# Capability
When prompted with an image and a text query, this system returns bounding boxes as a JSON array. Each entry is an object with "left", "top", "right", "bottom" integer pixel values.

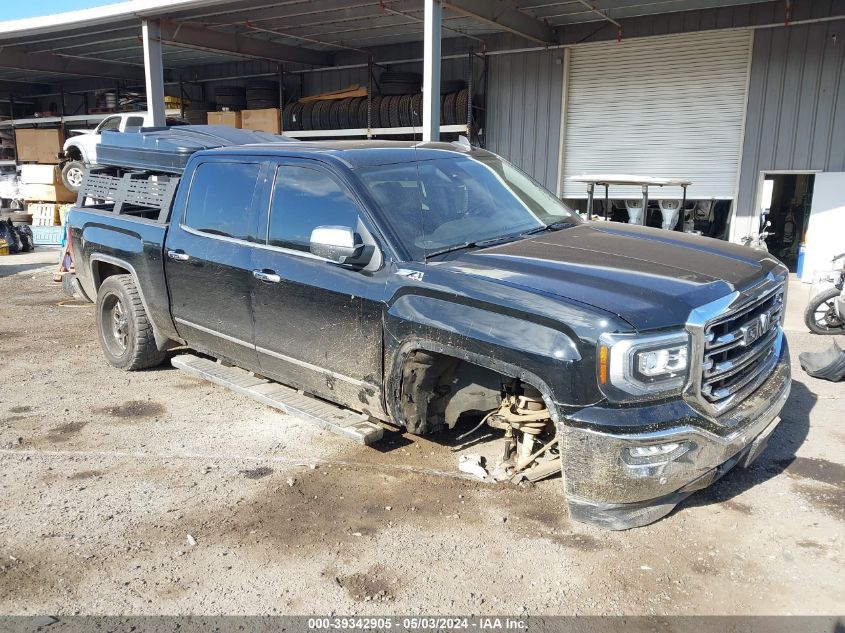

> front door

[
  {"left": 250, "top": 159, "right": 387, "bottom": 416},
  {"left": 165, "top": 158, "right": 265, "bottom": 369}
]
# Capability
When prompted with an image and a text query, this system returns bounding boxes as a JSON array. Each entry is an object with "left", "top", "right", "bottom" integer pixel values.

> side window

[
  {"left": 125, "top": 116, "right": 145, "bottom": 129},
  {"left": 268, "top": 165, "right": 362, "bottom": 252},
  {"left": 98, "top": 116, "right": 121, "bottom": 132},
  {"left": 184, "top": 162, "right": 261, "bottom": 240}
]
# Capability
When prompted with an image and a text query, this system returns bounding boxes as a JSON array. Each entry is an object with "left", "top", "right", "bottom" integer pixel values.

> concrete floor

[{"left": 0, "top": 247, "right": 843, "bottom": 616}]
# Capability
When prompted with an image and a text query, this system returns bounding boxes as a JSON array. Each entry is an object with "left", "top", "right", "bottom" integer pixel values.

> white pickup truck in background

[{"left": 60, "top": 112, "right": 163, "bottom": 191}]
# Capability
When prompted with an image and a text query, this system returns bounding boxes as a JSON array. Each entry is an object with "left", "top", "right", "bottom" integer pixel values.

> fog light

[{"left": 623, "top": 441, "right": 691, "bottom": 466}]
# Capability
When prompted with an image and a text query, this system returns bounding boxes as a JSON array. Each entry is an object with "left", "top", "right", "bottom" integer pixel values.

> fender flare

[{"left": 89, "top": 253, "right": 176, "bottom": 351}]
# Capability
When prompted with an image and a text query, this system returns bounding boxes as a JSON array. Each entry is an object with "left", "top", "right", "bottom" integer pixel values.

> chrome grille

[{"left": 700, "top": 284, "right": 784, "bottom": 406}]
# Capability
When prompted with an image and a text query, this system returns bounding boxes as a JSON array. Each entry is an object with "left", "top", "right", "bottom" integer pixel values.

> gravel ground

[{"left": 0, "top": 249, "right": 843, "bottom": 616}]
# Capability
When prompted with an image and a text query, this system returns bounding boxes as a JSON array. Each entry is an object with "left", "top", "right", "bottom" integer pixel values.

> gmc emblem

[{"left": 741, "top": 312, "right": 771, "bottom": 346}]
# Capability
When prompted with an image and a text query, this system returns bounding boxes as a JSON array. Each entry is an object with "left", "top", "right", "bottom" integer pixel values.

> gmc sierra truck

[{"left": 67, "top": 135, "right": 791, "bottom": 529}]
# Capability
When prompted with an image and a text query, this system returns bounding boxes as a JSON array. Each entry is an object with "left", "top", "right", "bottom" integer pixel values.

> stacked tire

[
  {"left": 245, "top": 80, "right": 279, "bottom": 110},
  {"left": 214, "top": 85, "right": 246, "bottom": 111},
  {"left": 281, "top": 87, "right": 470, "bottom": 131},
  {"left": 379, "top": 71, "right": 421, "bottom": 96},
  {"left": 184, "top": 101, "right": 212, "bottom": 125}
]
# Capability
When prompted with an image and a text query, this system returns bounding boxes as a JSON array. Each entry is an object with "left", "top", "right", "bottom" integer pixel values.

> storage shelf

[
  {"left": 0, "top": 109, "right": 182, "bottom": 130},
  {"left": 283, "top": 124, "right": 469, "bottom": 138}
]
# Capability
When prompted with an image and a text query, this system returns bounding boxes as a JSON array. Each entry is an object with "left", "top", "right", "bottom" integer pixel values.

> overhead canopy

[{"left": 0, "top": 0, "right": 775, "bottom": 93}]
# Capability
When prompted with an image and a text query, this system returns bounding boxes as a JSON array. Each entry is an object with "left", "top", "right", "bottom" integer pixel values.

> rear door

[
  {"left": 250, "top": 159, "right": 388, "bottom": 415},
  {"left": 165, "top": 157, "right": 266, "bottom": 368}
]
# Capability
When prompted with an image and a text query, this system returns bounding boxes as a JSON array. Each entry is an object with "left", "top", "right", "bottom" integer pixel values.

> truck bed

[{"left": 67, "top": 206, "right": 178, "bottom": 346}]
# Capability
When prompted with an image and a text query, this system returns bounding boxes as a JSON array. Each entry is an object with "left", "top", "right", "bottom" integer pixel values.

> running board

[{"left": 171, "top": 354, "right": 384, "bottom": 445}]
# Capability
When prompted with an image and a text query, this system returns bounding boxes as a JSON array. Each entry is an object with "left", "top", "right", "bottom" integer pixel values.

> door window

[
  {"left": 268, "top": 165, "right": 362, "bottom": 252},
  {"left": 97, "top": 116, "right": 121, "bottom": 132},
  {"left": 184, "top": 162, "right": 261, "bottom": 241}
]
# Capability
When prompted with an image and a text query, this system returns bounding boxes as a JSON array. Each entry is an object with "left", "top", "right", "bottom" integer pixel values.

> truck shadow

[{"left": 677, "top": 378, "right": 815, "bottom": 512}]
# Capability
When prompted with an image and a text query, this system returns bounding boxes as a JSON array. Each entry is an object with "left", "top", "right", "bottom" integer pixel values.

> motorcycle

[
  {"left": 803, "top": 252, "right": 845, "bottom": 335},
  {"left": 741, "top": 212, "right": 773, "bottom": 252}
]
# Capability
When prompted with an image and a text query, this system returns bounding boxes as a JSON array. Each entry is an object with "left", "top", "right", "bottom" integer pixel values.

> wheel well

[
  {"left": 65, "top": 146, "right": 83, "bottom": 162},
  {"left": 92, "top": 261, "right": 130, "bottom": 291},
  {"left": 399, "top": 350, "right": 509, "bottom": 435}
]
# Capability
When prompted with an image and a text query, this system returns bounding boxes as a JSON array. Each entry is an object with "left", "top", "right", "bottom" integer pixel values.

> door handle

[
  {"left": 253, "top": 269, "right": 281, "bottom": 283},
  {"left": 167, "top": 249, "right": 190, "bottom": 262}
]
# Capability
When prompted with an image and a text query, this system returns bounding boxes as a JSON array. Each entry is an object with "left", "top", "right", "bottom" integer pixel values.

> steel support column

[
  {"left": 142, "top": 19, "right": 166, "bottom": 127},
  {"left": 422, "top": 0, "right": 442, "bottom": 142}
]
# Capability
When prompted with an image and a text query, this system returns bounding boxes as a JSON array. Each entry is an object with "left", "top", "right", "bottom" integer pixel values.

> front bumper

[{"left": 558, "top": 339, "right": 791, "bottom": 530}]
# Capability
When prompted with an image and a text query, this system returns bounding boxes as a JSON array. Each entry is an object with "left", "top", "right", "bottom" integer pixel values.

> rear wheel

[
  {"left": 61, "top": 160, "right": 86, "bottom": 192},
  {"left": 804, "top": 287, "right": 845, "bottom": 335},
  {"left": 96, "top": 274, "right": 166, "bottom": 370}
]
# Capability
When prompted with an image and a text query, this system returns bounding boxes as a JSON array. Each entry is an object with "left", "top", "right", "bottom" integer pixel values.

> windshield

[{"left": 357, "top": 153, "right": 581, "bottom": 260}]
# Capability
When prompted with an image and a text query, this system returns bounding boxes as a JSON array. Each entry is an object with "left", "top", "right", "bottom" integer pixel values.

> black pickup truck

[{"left": 67, "top": 133, "right": 791, "bottom": 529}]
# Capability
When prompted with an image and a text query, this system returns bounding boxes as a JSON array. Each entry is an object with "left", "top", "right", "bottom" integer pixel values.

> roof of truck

[{"left": 200, "top": 140, "right": 489, "bottom": 167}]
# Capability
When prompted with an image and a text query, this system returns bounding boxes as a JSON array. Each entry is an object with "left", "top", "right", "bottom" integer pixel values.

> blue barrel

[{"left": 796, "top": 243, "right": 806, "bottom": 277}]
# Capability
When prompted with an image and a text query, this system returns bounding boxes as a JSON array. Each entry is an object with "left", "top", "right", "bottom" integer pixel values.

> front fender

[
  {"left": 63, "top": 141, "right": 90, "bottom": 163},
  {"left": 384, "top": 294, "right": 588, "bottom": 419}
]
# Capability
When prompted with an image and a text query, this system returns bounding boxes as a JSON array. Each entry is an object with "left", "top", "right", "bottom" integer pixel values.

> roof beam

[
  {"left": 442, "top": 0, "right": 556, "bottom": 44},
  {"left": 0, "top": 44, "right": 168, "bottom": 82},
  {"left": 157, "top": 18, "right": 333, "bottom": 67}
]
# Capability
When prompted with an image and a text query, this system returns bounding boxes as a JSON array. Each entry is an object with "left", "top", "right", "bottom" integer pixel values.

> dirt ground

[{"left": 0, "top": 249, "right": 843, "bottom": 616}]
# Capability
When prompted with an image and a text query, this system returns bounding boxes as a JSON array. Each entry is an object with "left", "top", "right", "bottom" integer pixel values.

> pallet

[{"left": 171, "top": 354, "right": 384, "bottom": 446}]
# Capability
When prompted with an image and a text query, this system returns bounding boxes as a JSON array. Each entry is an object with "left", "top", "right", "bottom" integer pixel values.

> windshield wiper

[
  {"left": 521, "top": 220, "right": 578, "bottom": 236},
  {"left": 424, "top": 242, "right": 480, "bottom": 259},
  {"left": 424, "top": 233, "right": 527, "bottom": 260}
]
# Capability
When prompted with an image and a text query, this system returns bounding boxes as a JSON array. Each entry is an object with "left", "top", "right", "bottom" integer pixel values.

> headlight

[{"left": 598, "top": 331, "right": 690, "bottom": 401}]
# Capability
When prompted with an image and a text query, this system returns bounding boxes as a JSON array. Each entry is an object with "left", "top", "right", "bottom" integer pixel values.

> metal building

[{"left": 0, "top": 0, "right": 843, "bottom": 276}]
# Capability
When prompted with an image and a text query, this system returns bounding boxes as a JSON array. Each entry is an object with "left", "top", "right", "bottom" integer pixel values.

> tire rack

[{"left": 282, "top": 49, "right": 487, "bottom": 143}]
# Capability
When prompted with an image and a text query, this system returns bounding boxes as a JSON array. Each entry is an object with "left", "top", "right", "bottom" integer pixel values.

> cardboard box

[
  {"left": 20, "top": 164, "right": 61, "bottom": 186},
  {"left": 22, "top": 183, "right": 76, "bottom": 203},
  {"left": 241, "top": 108, "right": 281, "bottom": 134},
  {"left": 207, "top": 111, "right": 241, "bottom": 128},
  {"left": 15, "top": 128, "right": 64, "bottom": 164}
]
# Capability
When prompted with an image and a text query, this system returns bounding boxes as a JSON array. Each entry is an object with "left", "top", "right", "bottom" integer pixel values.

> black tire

[
  {"left": 300, "top": 101, "right": 314, "bottom": 130},
  {"left": 388, "top": 95, "right": 401, "bottom": 128},
  {"left": 289, "top": 102, "right": 304, "bottom": 131},
  {"left": 455, "top": 88, "right": 469, "bottom": 125},
  {"left": 96, "top": 275, "right": 167, "bottom": 370},
  {"left": 282, "top": 103, "right": 295, "bottom": 131},
  {"left": 61, "top": 160, "right": 86, "bottom": 193},
  {"left": 379, "top": 95, "right": 392, "bottom": 129},
  {"left": 329, "top": 99, "right": 344, "bottom": 129},
  {"left": 443, "top": 92, "right": 457, "bottom": 125},
  {"left": 398, "top": 94, "right": 413, "bottom": 127},
  {"left": 319, "top": 100, "right": 333, "bottom": 130},
  {"left": 411, "top": 93, "right": 423, "bottom": 126},
  {"left": 370, "top": 96, "right": 384, "bottom": 127},
  {"left": 804, "top": 287, "right": 845, "bottom": 335}
]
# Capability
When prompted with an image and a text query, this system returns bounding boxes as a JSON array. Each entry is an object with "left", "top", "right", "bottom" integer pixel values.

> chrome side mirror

[{"left": 310, "top": 225, "right": 365, "bottom": 265}]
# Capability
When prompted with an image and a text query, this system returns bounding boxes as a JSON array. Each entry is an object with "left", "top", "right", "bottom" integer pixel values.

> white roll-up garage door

[{"left": 561, "top": 29, "right": 752, "bottom": 200}]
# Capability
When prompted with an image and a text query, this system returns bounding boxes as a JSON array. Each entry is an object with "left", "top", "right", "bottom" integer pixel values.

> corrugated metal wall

[
  {"left": 485, "top": 49, "right": 565, "bottom": 192},
  {"left": 736, "top": 20, "right": 845, "bottom": 223}
]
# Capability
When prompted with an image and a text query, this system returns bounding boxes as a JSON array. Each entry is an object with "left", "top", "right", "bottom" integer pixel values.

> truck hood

[{"left": 438, "top": 223, "right": 780, "bottom": 331}]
